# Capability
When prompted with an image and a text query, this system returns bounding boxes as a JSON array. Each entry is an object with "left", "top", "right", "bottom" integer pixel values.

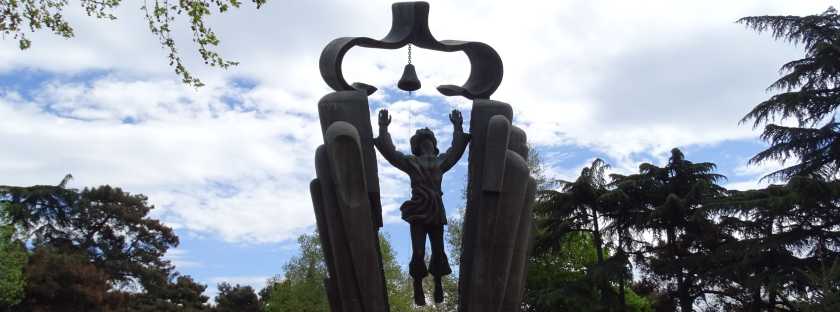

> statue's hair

[{"left": 410, "top": 128, "right": 439, "bottom": 156}]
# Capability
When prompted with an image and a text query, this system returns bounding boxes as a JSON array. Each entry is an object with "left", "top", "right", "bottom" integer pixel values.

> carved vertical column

[
  {"left": 459, "top": 100, "right": 537, "bottom": 312},
  {"left": 310, "top": 91, "right": 389, "bottom": 312}
]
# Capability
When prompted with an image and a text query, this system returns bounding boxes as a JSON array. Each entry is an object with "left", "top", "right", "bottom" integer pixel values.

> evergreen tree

[
  {"left": 615, "top": 149, "right": 727, "bottom": 312},
  {"left": 536, "top": 158, "right": 617, "bottom": 306},
  {"left": 17, "top": 246, "right": 110, "bottom": 312},
  {"left": 739, "top": 7, "right": 840, "bottom": 180},
  {"left": 524, "top": 231, "right": 651, "bottom": 312},
  {"left": 0, "top": 180, "right": 209, "bottom": 311},
  {"left": 214, "top": 283, "right": 260, "bottom": 312},
  {"left": 710, "top": 176, "right": 840, "bottom": 310}
]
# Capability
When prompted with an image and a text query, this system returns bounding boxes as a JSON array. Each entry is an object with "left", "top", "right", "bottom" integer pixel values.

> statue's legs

[
  {"left": 409, "top": 223, "right": 429, "bottom": 305},
  {"left": 428, "top": 224, "right": 450, "bottom": 303}
]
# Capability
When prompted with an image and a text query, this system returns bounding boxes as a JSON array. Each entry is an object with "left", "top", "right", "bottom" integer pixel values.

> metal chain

[{"left": 407, "top": 43, "right": 414, "bottom": 136}]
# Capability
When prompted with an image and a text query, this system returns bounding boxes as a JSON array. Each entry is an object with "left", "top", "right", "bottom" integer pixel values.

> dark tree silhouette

[
  {"left": 614, "top": 149, "right": 727, "bottom": 312},
  {"left": 0, "top": 181, "right": 208, "bottom": 311},
  {"left": 214, "top": 283, "right": 260, "bottom": 312},
  {"left": 708, "top": 176, "right": 840, "bottom": 310},
  {"left": 739, "top": 7, "right": 840, "bottom": 181}
]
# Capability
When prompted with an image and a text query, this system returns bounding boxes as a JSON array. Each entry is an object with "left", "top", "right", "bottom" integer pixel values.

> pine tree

[
  {"left": 711, "top": 176, "right": 840, "bottom": 311},
  {"left": 615, "top": 149, "right": 727, "bottom": 312},
  {"left": 536, "top": 159, "right": 613, "bottom": 303},
  {"left": 739, "top": 7, "right": 840, "bottom": 180}
]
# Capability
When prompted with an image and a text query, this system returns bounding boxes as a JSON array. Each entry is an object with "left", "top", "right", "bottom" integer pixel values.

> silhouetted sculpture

[
  {"left": 458, "top": 102, "right": 536, "bottom": 312},
  {"left": 311, "top": 91, "right": 389, "bottom": 312},
  {"left": 310, "top": 2, "right": 536, "bottom": 311},
  {"left": 374, "top": 108, "right": 468, "bottom": 305}
]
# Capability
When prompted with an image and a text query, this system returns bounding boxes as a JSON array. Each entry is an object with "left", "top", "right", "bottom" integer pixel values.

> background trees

[
  {"left": 214, "top": 283, "right": 261, "bottom": 312},
  {"left": 738, "top": 7, "right": 840, "bottom": 181},
  {"left": 0, "top": 180, "right": 218, "bottom": 311},
  {"left": 0, "top": 213, "right": 26, "bottom": 310}
]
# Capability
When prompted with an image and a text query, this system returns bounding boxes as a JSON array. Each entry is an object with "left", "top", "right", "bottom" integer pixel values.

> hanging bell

[{"left": 398, "top": 64, "right": 421, "bottom": 92}]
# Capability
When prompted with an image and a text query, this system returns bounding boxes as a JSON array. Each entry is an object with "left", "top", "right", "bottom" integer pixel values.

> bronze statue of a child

[{"left": 374, "top": 108, "right": 469, "bottom": 305}]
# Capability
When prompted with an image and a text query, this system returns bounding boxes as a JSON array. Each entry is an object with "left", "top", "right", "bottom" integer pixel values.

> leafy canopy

[{"left": 0, "top": 0, "right": 268, "bottom": 86}]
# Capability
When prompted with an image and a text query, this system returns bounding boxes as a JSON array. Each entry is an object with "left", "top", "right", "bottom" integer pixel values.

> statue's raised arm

[
  {"left": 373, "top": 109, "right": 410, "bottom": 172},
  {"left": 439, "top": 109, "right": 470, "bottom": 172}
]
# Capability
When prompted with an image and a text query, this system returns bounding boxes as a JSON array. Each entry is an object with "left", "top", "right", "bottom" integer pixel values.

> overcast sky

[{"left": 0, "top": 0, "right": 833, "bottom": 298}]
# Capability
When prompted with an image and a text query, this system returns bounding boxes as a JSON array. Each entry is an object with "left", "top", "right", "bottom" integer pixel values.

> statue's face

[{"left": 417, "top": 139, "right": 437, "bottom": 156}]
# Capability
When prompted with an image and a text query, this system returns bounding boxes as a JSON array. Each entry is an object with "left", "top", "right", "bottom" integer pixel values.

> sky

[{"left": 0, "top": 0, "right": 834, "bottom": 299}]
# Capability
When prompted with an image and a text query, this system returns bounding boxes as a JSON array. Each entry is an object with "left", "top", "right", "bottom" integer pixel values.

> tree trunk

[
  {"left": 592, "top": 209, "right": 605, "bottom": 264},
  {"left": 766, "top": 218, "right": 776, "bottom": 312},
  {"left": 678, "top": 278, "right": 692, "bottom": 312},
  {"left": 618, "top": 232, "right": 627, "bottom": 312},
  {"left": 618, "top": 278, "right": 626, "bottom": 312},
  {"left": 667, "top": 226, "right": 692, "bottom": 312},
  {"left": 591, "top": 208, "right": 608, "bottom": 307}
]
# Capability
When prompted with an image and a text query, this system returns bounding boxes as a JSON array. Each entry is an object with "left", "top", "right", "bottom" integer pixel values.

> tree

[
  {"left": 262, "top": 231, "right": 460, "bottom": 311},
  {"left": 524, "top": 231, "right": 651, "bottom": 312},
  {"left": 612, "top": 149, "right": 727, "bottom": 312},
  {"left": 380, "top": 233, "right": 414, "bottom": 311},
  {"left": 707, "top": 176, "right": 840, "bottom": 311},
  {"left": 2, "top": 184, "right": 180, "bottom": 291},
  {"left": 0, "top": 0, "right": 268, "bottom": 86},
  {"left": 18, "top": 246, "right": 110, "bottom": 312},
  {"left": 263, "top": 233, "right": 328, "bottom": 312},
  {"left": 536, "top": 158, "right": 618, "bottom": 306},
  {"left": 214, "top": 283, "right": 260, "bottom": 312},
  {"left": 117, "top": 274, "right": 210, "bottom": 311},
  {"left": 739, "top": 7, "right": 840, "bottom": 181},
  {"left": 0, "top": 219, "right": 26, "bottom": 310},
  {"left": 0, "top": 180, "right": 209, "bottom": 311},
  {"left": 797, "top": 259, "right": 840, "bottom": 311}
]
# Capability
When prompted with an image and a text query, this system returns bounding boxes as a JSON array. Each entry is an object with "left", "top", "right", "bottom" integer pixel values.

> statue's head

[{"left": 410, "top": 128, "right": 439, "bottom": 156}]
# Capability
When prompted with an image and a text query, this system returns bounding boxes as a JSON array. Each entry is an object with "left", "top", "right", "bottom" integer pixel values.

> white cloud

[
  {"left": 0, "top": 76, "right": 321, "bottom": 243},
  {"left": 1, "top": 0, "right": 835, "bottom": 244},
  {"left": 165, "top": 249, "right": 205, "bottom": 270}
]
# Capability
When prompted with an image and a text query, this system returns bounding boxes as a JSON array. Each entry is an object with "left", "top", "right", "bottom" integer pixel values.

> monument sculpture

[
  {"left": 309, "top": 2, "right": 536, "bottom": 311},
  {"left": 374, "top": 109, "right": 468, "bottom": 305}
]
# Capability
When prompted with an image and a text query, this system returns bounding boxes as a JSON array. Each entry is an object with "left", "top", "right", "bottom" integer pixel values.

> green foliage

[
  {"left": 263, "top": 233, "right": 329, "bottom": 312},
  {"left": 525, "top": 232, "right": 650, "bottom": 312},
  {"left": 263, "top": 231, "right": 461, "bottom": 311},
  {"left": 0, "top": 180, "right": 210, "bottom": 311},
  {"left": 117, "top": 274, "right": 210, "bottom": 311},
  {"left": 2, "top": 184, "right": 180, "bottom": 290},
  {"left": 0, "top": 221, "right": 26, "bottom": 310},
  {"left": 705, "top": 175, "right": 840, "bottom": 311},
  {"left": 0, "top": 0, "right": 268, "bottom": 86},
  {"left": 18, "top": 246, "right": 110, "bottom": 311},
  {"left": 739, "top": 7, "right": 840, "bottom": 180},
  {"left": 380, "top": 233, "right": 414, "bottom": 311},
  {"left": 797, "top": 259, "right": 840, "bottom": 311},
  {"left": 535, "top": 158, "right": 620, "bottom": 306},
  {"left": 214, "top": 282, "right": 260, "bottom": 312}
]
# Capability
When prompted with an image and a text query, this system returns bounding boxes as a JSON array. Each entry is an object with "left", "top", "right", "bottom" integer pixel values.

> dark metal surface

[
  {"left": 311, "top": 3, "right": 537, "bottom": 311},
  {"left": 319, "top": 1, "right": 503, "bottom": 100}
]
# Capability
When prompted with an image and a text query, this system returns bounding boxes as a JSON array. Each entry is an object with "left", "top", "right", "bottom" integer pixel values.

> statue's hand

[
  {"left": 379, "top": 109, "right": 392, "bottom": 128},
  {"left": 449, "top": 109, "right": 463, "bottom": 128}
]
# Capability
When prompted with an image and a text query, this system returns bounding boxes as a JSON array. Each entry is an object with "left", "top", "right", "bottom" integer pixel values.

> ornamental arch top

[{"left": 318, "top": 1, "right": 504, "bottom": 100}]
